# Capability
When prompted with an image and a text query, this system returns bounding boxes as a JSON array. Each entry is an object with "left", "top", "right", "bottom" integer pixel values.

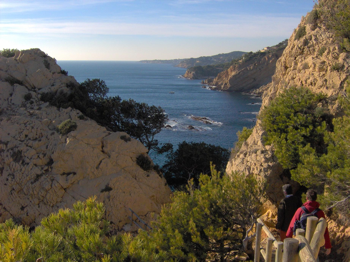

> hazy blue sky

[{"left": 0, "top": 0, "right": 315, "bottom": 61}]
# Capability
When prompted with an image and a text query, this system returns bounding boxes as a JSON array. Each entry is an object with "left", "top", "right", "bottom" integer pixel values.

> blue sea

[{"left": 58, "top": 61, "right": 261, "bottom": 164}]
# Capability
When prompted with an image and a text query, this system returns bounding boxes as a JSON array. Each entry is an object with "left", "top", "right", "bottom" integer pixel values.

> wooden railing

[
  {"left": 126, "top": 207, "right": 152, "bottom": 231},
  {"left": 254, "top": 216, "right": 327, "bottom": 262}
]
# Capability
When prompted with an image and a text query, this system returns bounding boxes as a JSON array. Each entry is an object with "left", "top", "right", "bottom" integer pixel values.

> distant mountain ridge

[
  {"left": 199, "top": 40, "right": 288, "bottom": 91},
  {"left": 140, "top": 51, "right": 246, "bottom": 68}
]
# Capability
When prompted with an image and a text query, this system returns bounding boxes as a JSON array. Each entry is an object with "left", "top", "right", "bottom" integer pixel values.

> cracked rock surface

[{"left": 0, "top": 49, "right": 171, "bottom": 230}]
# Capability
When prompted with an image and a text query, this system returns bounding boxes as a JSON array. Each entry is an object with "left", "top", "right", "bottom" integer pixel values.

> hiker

[
  {"left": 286, "top": 189, "right": 332, "bottom": 255},
  {"left": 276, "top": 184, "right": 302, "bottom": 241}
]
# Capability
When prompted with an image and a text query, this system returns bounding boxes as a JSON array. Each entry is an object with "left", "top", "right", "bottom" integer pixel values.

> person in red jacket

[{"left": 286, "top": 189, "right": 332, "bottom": 255}]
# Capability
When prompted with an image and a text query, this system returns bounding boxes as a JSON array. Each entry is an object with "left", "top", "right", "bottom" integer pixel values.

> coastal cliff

[
  {"left": 141, "top": 51, "right": 246, "bottom": 68},
  {"left": 226, "top": 4, "right": 350, "bottom": 260},
  {"left": 201, "top": 40, "right": 287, "bottom": 91},
  {"left": 226, "top": 12, "right": 349, "bottom": 181},
  {"left": 0, "top": 49, "right": 171, "bottom": 230}
]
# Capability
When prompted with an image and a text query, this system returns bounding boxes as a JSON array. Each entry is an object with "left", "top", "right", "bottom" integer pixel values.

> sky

[{"left": 0, "top": 0, "right": 315, "bottom": 61}]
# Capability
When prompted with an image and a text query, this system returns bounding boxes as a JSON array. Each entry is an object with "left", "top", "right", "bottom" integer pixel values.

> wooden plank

[
  {"left": 254, "top": 222, "right": 263, "bottom": 262},
  {"left": 310, "top": 218, "right": 327, "bottom": 259},
  {"left": 305, "top": 217, "right": 318, "bottom": 242},
  {"left": 282, "top": 238, "right": 299, "bottom": 262},
  {"left": 257, "top": 218, "right": 278, "bottom": 248},
  {"left": 275, "top": 241, "right": 283, "bottom": 262},
  {"left": 296, "top": 228, "right": 305, "bottom": 237},
  {"left": 266, "top": 238, "right": 274, "bottom": 262},
  {"left": 129, "top": 208, "right": 152, "bottom": 230},
  {"left": 295, "top": 235, "right": 316, "bottom": 262},
  {"left": 128, "top": 216, "right": 145, "bottom": 231}
]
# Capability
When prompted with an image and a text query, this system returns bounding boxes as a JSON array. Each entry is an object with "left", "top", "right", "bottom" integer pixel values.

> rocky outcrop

[
  {"left": 183, "top": 65, "right": 223, "bottom": 80},
  {"left": 183, "top": 69, "right": 199, "bottom": 79},
  {"left": 226, "top": 9, "right": 350, "bottom": 204},
  {"left": 226, "top": 8, "right": 350, "bottom": 260},
  {"left": 204, "top": 41, "right": 287, "bottom": 92},
  {"left": 0, "top": 49, "right": 171, "bottom": 230}
]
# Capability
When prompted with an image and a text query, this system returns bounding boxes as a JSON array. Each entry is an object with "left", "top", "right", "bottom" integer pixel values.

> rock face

[
  {"left": 183, "top": 69, "right": 199, "bottom": 79},
  {"left": 226, "top": 8, "right": 350, "bottom": 260},
  {"left": 204, "top": 41, "right": 287, "bottom": 92},
  {"left": 0, "top": 49, "right": 171, "bottom": 230},
  {"left": 226, "top": 11, "right": 350, "bottom": 204}
]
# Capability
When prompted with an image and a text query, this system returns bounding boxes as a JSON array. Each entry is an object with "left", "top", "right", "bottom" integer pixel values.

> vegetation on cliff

[
  {"left": 141, "top": 51, "right": 246, "bottom": 68},
  {"left": 232, "top": 127, "right": 253, "bottom": 155},
  {"left": 41, "top": 79, "right": 167, "bottom": 151},
  {"left": 0, "top": 168, "right": 263, "bottom": 261},
  {"left": 185, "top": 40, "right": 287, "bottom": 80},
  {"left": 0, "top": 48, "right": 18, "bottom": 58},
  {"left": 316, "top": 0, "right": 350, "bottom": 51},
  {"left": 259, "top": 87, "right": 331, "bottom": 170},
  {"left": 260, "top": 87, "right": 349, "bottom": 221}
]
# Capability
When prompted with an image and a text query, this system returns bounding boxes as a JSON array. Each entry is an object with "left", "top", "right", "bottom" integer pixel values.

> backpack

[{"left": 293, "top": 206, "right": 320, "bottom": 235}]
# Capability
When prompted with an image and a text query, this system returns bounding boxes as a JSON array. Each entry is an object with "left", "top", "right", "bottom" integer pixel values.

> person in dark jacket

[
  {"left": 286, "top": 189, "right": 331, "bottom": 255},
  {"left": 276, "top": 184, "right": 302, "bottom": 241}
]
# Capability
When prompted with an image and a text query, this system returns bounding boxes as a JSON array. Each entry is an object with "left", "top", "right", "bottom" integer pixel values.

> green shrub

[
  {"left": 5, "top": 76, "right": 23, "bottom": 86},
  {"left": 259, "top": 87, "right": 330, "bottom": 169},
  {"left": 290, "top": 86, "right": 350, "bottom": 221},
  {"left": 306, "top": 9, "right": 319, "bottom": 25},
  {"left": 136, "top": 154, "right": 152, "bottom": 171},
  {"left": 120, "top": 135, "right": 131, "bottom": 142},
  {"left": 60, "top": 69, "right": 68, "bottom": 75},
  {"left": 41, "top": 79, "right": 167, "bottom": 152},
  {"left": 233, "top": 127, "right": 253, "bottom": 154},
  {"left": 127, "top": 167, "right": 264, "bottom": 261},
  {"left": 0, "top": 48, "right": 18, "bottom": 58},
  {"left": 101, "top": 184, "right": 113, "bottom": 193},
  {"left": 331, "top": 62, "right": 344, "bottom": 71},
  {"left": 318, "top": 46, "right": 327, "bottom": 56},
  {"left": 24, "top": 93, "right": 32, "bottom": 101},
  {"left": 295, "top": 26, "right": 307, "bottom": 40},
  {"left": 341, "top": 37, "right": 350, "bottom": 52},
  {"left": 43, "top": 59, "right": 50, "bottom": 70},
  {"left": 0, "top": 197, "right": 128, "bottom": 261},
  {"left": 0, "top": 175, "right": 264, "bottom": 262},
  {"left": 318, "top": 0, "right": 350, "bottom": 51},
  {"left": 58, "top": 119, "right": 77, "bottom": 135},
  {"left": 162, "top": 141, "right": 230, "bottom": 190}
]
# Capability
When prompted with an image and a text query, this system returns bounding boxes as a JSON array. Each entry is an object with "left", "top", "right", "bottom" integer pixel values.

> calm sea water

[{"left": 58, "top": 61, "right": 261, "bottom": 164}]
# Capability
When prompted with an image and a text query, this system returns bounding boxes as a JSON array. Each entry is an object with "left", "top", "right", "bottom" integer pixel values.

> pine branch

[{"left": 326, "top": 195, "right": 350, "bottom": 210}]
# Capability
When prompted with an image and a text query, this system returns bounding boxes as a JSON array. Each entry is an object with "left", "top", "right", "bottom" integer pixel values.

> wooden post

[
  {"left": 283, "top": 238, "right": 299, "bottom": 262},
  {"left": 296, "top": 228, "right": 305, "bottom": 237},
  {"left": 275, "top": 241, "right": 283, "bottom": 262},
  {"left": 296, "top": 229, "right": 305, "bottom": 262},
  {"left": 295, "top": 235, "right": 317, "bottom": 262},
  {"left": 305, "top": 216, "right": 318, "bottom": 242},
  {"left": 265, "top": 238, "right": 274, "bottom": 262},
  {"left": 310, "top": 218, "right": 327, "bottom": 259},
  {"left": 257, "top": 218, "right": 278, "bottom": 248},
  {"left": 254, "top": 222, "right": 262, "bottom": 262}
]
